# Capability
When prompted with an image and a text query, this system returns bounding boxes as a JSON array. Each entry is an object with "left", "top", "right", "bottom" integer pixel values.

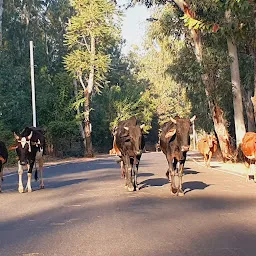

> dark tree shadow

[{"left": 183, "top": 181, "right": 211, "bottom": 194}]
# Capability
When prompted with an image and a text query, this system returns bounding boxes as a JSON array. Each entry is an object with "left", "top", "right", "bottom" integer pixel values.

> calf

[
  {"left": 160, "top": 115, "right": 196, "bottom": 196},
  {"left": 0, "top": 141, "right": 8, "bottom": 192},
  {"left": 13, "top": 127, "right": 45, "bottom": 193},
  {"left": 115, "top": 116, "right": 145, "bottom": 191},
  {"left": 198, "top": 134, "right": 218, "bottom": 168},
  {"left": 241, "top": 132, "right": 256, "bottom": 182}
]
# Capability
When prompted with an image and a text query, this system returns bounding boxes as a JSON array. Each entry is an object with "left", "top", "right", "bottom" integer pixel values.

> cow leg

[
  {"left": 134, "top": 155, "right": 141, "bottom": 191},
  {"left": 166, "top": 155, "right": 177, "bottom": 195},
  {"left": 120, "top": 160, "right": 125, "bottom": 178},
  {"left": 26, "top": 162, "right": 34, "bottom": 192},
  {"left": 207, "top": 151, "right": 213, "bottom": 168},
  {"left": 125, "top": 156, "right": 134, "bottom": 192},
  {"left": 177, "top": 160, "right": 185, "bottom": 196},
  {"left": 38, "top": 157, "right": 44, "bottom": 189},
  {"left": 204, "top": 154, "right": 208, "bottom": 167},
  {"left": 18, "top": 161, "right": 24, "bottom": 193}
]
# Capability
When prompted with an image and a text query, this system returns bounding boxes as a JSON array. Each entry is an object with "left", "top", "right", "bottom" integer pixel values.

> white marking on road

[
  {"left": 64, "top": 204, "right": 82, "bottom": 207},
  {"left": 50, "top": 222, "right": 65, "bottom": 226}
]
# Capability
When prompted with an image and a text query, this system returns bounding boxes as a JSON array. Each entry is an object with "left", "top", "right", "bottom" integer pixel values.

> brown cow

[
  {"left": 198, "top": 134, "right": 218, "bottom": 168},
  {"left": 241, "top": 132, "right": 256, "bottom": 182}
]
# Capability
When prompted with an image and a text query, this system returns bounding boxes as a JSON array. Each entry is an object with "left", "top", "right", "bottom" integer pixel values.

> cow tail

[{"left": 34, "top": 168, "right": 38, "bottom": 181}]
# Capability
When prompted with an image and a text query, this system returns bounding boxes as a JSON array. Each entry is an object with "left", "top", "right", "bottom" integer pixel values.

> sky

[{"left": 119, "top": 2, "right": 152, "bottom": 54}]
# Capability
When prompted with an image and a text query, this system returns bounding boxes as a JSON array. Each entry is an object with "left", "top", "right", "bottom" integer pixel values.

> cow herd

[
  {"left": 112, "top": 115, "right": 196, "bottom": 195},
  {"left": 0, "top": 116, "right": 255, "bottom": 195}
]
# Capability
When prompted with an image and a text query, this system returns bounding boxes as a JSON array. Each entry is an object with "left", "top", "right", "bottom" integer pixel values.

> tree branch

[{"left": 82, "top": 35, "right": 90, "bottom": 52}]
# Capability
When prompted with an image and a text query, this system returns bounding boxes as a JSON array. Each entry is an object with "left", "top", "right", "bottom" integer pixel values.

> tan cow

[
  {"left": 198, "top": 134, "right": 218, "bottom": 168},
  {"left": 241, "top": 132, "right": 256, "bottom": 182}
]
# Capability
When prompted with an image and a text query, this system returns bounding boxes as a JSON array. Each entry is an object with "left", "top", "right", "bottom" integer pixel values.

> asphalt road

[{"left": 1, "top": 152, "right": 256, "bottom": 256}]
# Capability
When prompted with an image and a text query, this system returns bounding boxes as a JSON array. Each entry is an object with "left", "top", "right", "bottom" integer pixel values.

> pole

[
  {"left": 30, "top": 41, "right": 36, "bottom": 127},
  {"left": 192, "top": 120, "right": 196, "bottom": 150}
]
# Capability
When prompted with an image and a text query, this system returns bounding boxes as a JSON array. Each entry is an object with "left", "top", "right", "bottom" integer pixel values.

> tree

[
  {"left": 64, "top": 0, "right": 121, "bottom": 157},
  {"left": 0, "top": 0, "right": 3, "bottom": 46}
]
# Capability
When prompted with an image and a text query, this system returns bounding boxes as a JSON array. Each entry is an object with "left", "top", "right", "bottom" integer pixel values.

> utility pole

[
  {"left": 30, "top": 41, "right": 36, "bottom": 127},
  {"left": 192, "top": 120, "right": 196, "bottom": 150}
]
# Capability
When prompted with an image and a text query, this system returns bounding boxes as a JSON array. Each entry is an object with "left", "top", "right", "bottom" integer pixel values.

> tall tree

[
  {"left": 64, "top": 0, "right": 121, "bottom": 157},
  {"left": 0, "top": 0, "right": 3, "bottom": 46}
]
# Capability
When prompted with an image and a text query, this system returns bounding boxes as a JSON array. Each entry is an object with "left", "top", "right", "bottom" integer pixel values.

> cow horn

[
  {"left": 124, "top": 127, "right": 129, "bottom": 131},
  {"left": 140, "top": 124, "right": 145, "bottom": 129},
  {"left": 170, "top": 117, "right": 177, "bottom": 124},
  {"left": 27, "top": 131, "right": 33, "bottom": 140},
  {"left": 190, "top": 115, "right": 196, "bottom": 122},
  {"left": 14, "top": 132, "right": 20, "bottom": 140}
]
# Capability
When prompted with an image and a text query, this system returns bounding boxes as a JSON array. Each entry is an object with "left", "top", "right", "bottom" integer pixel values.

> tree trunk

[
  {"left": 226, "top": 38, "right": 246, "bottom": 146},
  {"left": 250, "top": 47, "right": 256, "bottom": 124},
  {"left": 83, "top": 89, "right": 93, "bottom": 157},
  {"left": 82, "top": 34, "right": 96, "bottom": 157},
  {"left": 201, "top": 74, "right": 234, "bottom": 161},
  {"left": 242, "top": 88, "right": 255, "bottom": 132},
  {"left": 0, "top": 0, "right": 3, "bottom": 46},
  {"left": 73, "top": 79, "right": 87, "bottom": 153},
  {"left": 172, "top": 0, "right": 236, "bottom": 159}
]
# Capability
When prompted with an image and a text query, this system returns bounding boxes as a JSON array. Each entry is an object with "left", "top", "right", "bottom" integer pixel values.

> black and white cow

[
  {"left": 14, "top": 127, "right": 45, "bottom": 193},
  {"left": 160, "top": 115, "right": 196, "bottom": 196},
  {"left": 0, "top": 141, "right": 8, "bottom": 192},
  {"left": 115, "top": 117, "right": 145, "bottom": 191}
]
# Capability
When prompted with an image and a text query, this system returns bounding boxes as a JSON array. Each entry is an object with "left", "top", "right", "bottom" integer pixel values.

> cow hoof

[
  {"left": 18, "top": 187, "right": 24, "bottom": 193},
  {"left": 127, "top": 186, "right": 135, "bottom": 192},
  {"left": 171, "top": 188, "right": 178, "bottom": 195},
  {"left": 25, "top": 187, "right": 32, "bottom": 193},
  {"left": 40, "top": 185, "right": 45, "bottom": 189},
  {"left": 178, "top": 191, "right": 185, "bottom": 196},
  {"left": 170, "top": 190, "right": 177, "bottom": 196}
]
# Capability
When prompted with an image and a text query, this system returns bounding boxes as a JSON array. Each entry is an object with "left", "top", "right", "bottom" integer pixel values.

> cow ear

[
  {"left": 14, "top": 132, "right": 20, "bottom": 140},
  {"left": 165, "top": 129, "right": 176, "bottom": 138},
  {"left": 27, "top": 131, "right": 33, "bottom": 140},
  {"left": 190, "top": 115, "right": 196, "bottom": 122}
]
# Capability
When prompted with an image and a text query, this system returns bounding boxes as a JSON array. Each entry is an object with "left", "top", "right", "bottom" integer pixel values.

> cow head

[
  {"left": 207, "top": 134, "right": 217, "bottom": 148},
  {"left": 165, "top": 115, "right": 196, "bottom": 152},
  {"left": 123, "top": 124, "right": 144, "bottom": 156},
  {"left": 14, "top": 131, "right": 33, "bottom": 165}
]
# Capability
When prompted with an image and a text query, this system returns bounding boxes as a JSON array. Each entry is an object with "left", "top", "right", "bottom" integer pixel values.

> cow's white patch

[
  {"left": 246, "top": 155, "right": 256, "bottom": 160},
  {"left": 21, "top": 137, "right": 27, "bottom": 148}
]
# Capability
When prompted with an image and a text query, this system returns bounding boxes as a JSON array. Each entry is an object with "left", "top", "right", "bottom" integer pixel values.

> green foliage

[
  {"left": 91, "top": 47, "right": 152, "bottom": 151},
  {"left": 46, "top": 120, "right": 82, "bottom": 157},
  {"left": 64, "top": 0, "right": 122, "bottom": 88},
  {"left": 136, "top": 6, "right": 192, "bottom": 126}
]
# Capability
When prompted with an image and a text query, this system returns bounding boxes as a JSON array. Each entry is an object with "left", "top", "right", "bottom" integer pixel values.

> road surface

[{"left": 1, "top": 152, "right": 256, "bottom": 256}]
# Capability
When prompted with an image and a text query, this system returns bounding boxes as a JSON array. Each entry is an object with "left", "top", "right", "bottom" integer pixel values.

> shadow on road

[
  {"left": 184, "top": 168, "right": 200, "bottom": 175},
  {"left": 139, "top": 172, "right": 154, "bottom": 177},
  {"left": 139, "top": 178, "right": 169, "bottom": 190},
  {"left": 183, "top": 181, "right": 210, "bottom": 194}
]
